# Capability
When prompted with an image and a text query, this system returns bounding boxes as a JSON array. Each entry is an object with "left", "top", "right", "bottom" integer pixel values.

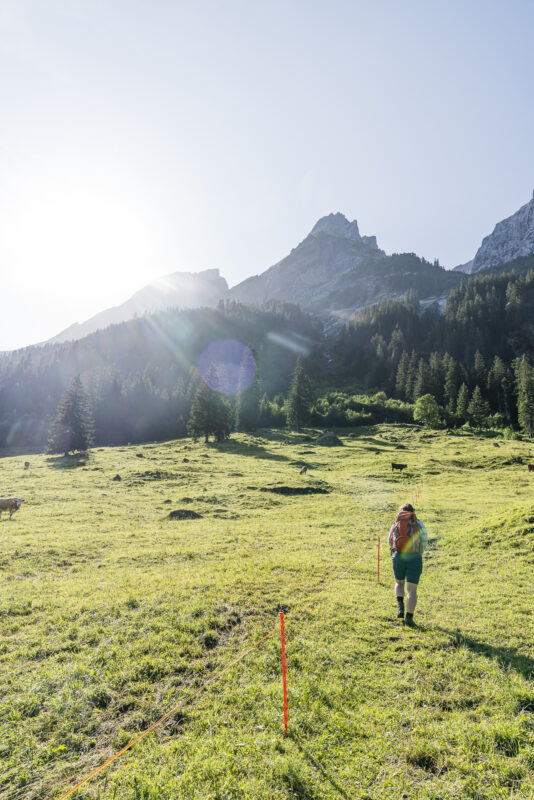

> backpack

[{"left": 393, "top": 510, "right": 422, "bottom": 554}]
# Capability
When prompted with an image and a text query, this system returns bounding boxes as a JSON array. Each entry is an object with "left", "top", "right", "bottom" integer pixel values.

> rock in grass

[
  {"left": 112, "top": 474, "right": 122, "bottom": 481},
  {"left": 168, "top": 509, "right": 202, "bottom": 520},
  {"left": 316, "top": 431, "right": 343, "bottom": 446}
]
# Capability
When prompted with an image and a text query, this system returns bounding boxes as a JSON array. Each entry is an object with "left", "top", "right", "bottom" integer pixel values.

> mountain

[
  {"left": 45, "top": 213, "right": 465, "bottom": 346},
  {"left": 454, "top": 191, "right": 534, "bottom": 274},
  {"left": 230, "top": 213, "right": 462, "bottom": 315},
  {"left": 48, "top": 269, "right": 228, "bottom": 344}
]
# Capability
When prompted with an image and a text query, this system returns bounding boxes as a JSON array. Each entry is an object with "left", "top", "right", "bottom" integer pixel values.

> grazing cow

[
  {"left": 0, "top": 497, "right": 25, "bottom": 519},
  {"left": 300, "top": 465, "right": 308, "bottom": 475},
  {"left": 391, "top": 462, "right": 408, "bottom": 472},
  {"left": 528, "top": 464, "right": 534, "bottom": 473},
  {"left": 24, "top": 461, "right": 30, "bottom": 469}
]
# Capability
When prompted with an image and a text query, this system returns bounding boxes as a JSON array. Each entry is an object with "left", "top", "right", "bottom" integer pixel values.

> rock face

[
  {"left": 465, "top": 192, "right": 534, "bottom": 273},
  {"left": 48, "top": 269, "right": 229, "bottom": 344},
  {"left": 230, "top": 213, "right": 384, "bottom": 310}
]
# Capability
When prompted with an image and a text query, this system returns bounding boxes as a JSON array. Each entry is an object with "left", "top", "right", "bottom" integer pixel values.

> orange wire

[
  {"left": 56, "top": 623, "right": 280, "bottom": 800},
  {"left": 54, "top": 545, "right": 371, "bottom": 799}
]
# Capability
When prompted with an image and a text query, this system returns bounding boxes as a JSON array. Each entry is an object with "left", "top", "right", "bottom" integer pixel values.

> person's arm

[
  {"left": 388, "top": 523, "right": 395, "bottom": 552},
  {"left": 418, "top": 521, "right": 428, "bottom": 552}
]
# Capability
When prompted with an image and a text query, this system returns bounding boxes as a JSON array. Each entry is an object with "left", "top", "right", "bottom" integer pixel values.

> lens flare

[{"left": 198, "top": 339, "right": 256, "bottom": 394}]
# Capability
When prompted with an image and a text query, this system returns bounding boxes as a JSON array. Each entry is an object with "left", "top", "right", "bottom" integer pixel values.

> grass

[{"left": 0, "top": 425, "right": 533, "bottom": 800}]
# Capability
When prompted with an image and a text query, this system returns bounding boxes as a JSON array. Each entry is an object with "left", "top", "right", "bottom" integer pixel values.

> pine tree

[
  {"left": 429, "top": 352, "right": 446, "bottom": 405},
  {"left": 405, "top": 351, "right": 418, "bottom": 402},
  {"left": 444, "top": 356, "right": 462, "bottom": 412},
  {"left": 187, "top": 366, "right": 233, "bottom": 442},
  {"left": 515, "top": 356, "right": 534, "bottom": 437},
  {"left": 473, "top": 350, "right": 486, "bottom": 391},
  {"left": 456, "top": 383, "right": 469, "bottom": 420},
  {"left": 486, "top": 356, "right": 512, "bottom": 418},
  {"left": 236, "top": 349, "right": 261, "bottom": 431},
  {"left": 285, "top": 358, "right": 312, "bottom": 431},
  {"left": 395, "top": 351, "right": 409, "bottom": 400},
  {"left": 413, "top": 358, "right": 432, "bottom": 400},
  {"left": 467, "top": 385, "right": 490, "bottom": 429},
  {"left": 47, "top": 375, "right": 94, "bottom": 455}
]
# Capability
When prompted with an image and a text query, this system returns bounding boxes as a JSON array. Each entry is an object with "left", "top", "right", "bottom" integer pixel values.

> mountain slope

[
  {"left": 49, "top": 269, "right": 229, "bottom": 344},
  {"left": 231, "top": 213, "right": 463, "bottom": 314},
  {"left": 454, "top": 191, "right": 534, "bottom": 273},
  {"left": 230, "top": 213, "right": 385, "bottom": 308}
]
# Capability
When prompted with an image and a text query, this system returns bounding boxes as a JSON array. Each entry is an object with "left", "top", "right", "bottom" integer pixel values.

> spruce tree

[
  {"left": 456, "top": 383, "right": 469, "bottom": 420},
  {"left": 187, "top": 366, "right": 233, "bottom": 443},
  {"left": 444, "top": 356, "right": 462, "bottom": 412},
  {"left": 395, "top": 351, "right": 409, "bottom": 400},
  {"left": 467, "top": 385, "right": 490, "bottom": 429},
  {"left": 236, "top": 349, "right": 261, "bottom": 431},
  {"left": 473, "top": 350, "right": 486, "bottom": 390},
  {"left": 515, "top": 356, "right": 534, "bottom": 437},
  {"left": 285, "top": 357, "right": 312, "bottom": 431},
  {"left": 413, "top": 358, "right": 432, "bottom": 400},
  {"left": 47, "top": 375, "right": 94, "bottom": 455},
  {"left": 405, "top": 351, "right": 418, "bottom": 402}
]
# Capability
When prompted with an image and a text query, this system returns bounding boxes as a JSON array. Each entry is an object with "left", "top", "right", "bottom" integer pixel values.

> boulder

[{"left": 316, "top": 431, "right": 343, "bottom": 446}]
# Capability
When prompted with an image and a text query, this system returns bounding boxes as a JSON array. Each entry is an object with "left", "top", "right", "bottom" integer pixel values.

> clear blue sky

[{"left": 1, "top": 0, "right": 533, "bottom": 349}]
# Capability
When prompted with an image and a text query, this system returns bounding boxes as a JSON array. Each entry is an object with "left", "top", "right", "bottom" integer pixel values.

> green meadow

[{"left": 0, "top": 426, "right": 533, "bottom": 800}]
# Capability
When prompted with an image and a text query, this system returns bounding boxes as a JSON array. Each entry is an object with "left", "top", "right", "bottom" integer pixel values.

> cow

[
  {"left": 391, "top": 462, "right": 408, "bottom": 472},
  {"left": 300, "top": 465, "right": 308, "bottom": 475},
  {"left": 528, "top": 464, "right": 534, "bottom": 473},
  {"left": 0, "top": 497, "right": 25, "bottom": 519},
  {"left": 24, "top": 461, "right": 30, "bottom": 469}
]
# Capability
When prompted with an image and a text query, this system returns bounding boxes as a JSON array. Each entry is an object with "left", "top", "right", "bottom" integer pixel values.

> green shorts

[{"left": 392, "top": 552, "right": 423, "bottom": 584}]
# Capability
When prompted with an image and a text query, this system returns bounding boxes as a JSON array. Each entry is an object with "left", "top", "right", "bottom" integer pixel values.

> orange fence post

[{"left": 280, "top": 612, "right": 288, "bottom": 735}]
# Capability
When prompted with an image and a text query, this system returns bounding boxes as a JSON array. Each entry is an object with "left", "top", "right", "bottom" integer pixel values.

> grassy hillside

[{"left": 0, "top": 427, "right": 533, "bottom": 800}]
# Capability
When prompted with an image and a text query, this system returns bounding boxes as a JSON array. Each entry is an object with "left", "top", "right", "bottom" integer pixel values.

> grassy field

[{"left": 0, "top": 425, "right": 533, "bottom": 800}]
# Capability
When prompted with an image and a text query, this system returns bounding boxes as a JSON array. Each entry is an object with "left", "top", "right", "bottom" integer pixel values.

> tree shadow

[
  {"left": 356, "top": 435, "right": 407, "bottom": 451},
  {"left": 435, "top": 627, "right": 534, "bottom": 680},
  {"left": 45, "top": 454, "right": 89, "bottom": 470},
  {"left": 208, "top": 441, "right": 290, "bottom": 462},
  {"left": 290, "top": 732, "right": 352, "bottom": 799}
]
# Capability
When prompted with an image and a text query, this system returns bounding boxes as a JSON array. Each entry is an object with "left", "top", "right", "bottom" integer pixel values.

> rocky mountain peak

[
  {"left": 470, "top": 192, "right": 534, "bottom": 273},
  {"left": 310, "top": 213, "right": 362, "bottom": 242}
]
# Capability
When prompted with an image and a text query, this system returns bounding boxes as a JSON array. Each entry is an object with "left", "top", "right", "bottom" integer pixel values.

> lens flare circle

[{"left": 198, "top": 339, "right": 256, "bottom": 395}]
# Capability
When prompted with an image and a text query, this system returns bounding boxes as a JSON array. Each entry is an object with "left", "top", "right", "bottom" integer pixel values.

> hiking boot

[
  {"left": 396, "top": 598, "right": 405, "bottom": 619},
  {"left": 404, "top": 613, "right": 415, "bottom": 627}
]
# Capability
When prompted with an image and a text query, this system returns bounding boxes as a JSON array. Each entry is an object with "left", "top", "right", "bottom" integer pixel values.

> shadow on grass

[
  {"left": 208, "top": 440, "right": 291, "bottom": 462},
  {"left": 437, "top": 627, "right": 534, "bottom": 680},
  {"left": 290, "top": 732, "right": 352, "bottom": 799},
  {"left": 45, "top": 453, "right": 89, "bottom": 470}
]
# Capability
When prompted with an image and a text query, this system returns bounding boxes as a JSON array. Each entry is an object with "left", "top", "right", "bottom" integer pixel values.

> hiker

[{"left": 388, "top": 503, "right": 428, "bottom": 627}]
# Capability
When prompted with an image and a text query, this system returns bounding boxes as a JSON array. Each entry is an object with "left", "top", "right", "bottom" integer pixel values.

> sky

[{"left": 1, "top": 0, "right": 534, "bottom": 350}]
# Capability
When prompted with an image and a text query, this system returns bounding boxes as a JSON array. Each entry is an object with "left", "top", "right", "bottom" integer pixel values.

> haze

[{"left": 1, "top": 0, "right": 533, "bottom": 350}]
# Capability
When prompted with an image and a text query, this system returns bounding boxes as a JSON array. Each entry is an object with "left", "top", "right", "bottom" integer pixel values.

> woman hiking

[{"left": 388, "top": 503, "right": 428, "bottom": 627}]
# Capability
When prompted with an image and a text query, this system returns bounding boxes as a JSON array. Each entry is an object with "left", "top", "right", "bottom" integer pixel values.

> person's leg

[
  {"left": 395, "top": 579, "right": 405, "bottom": 618},
  {"left": 404, "top": 555, "right": 422, "bottom": 626},
  {"left": 406, "top": 582, "right": 418, "bottom": 613},
  {"left": 392, "top": 552, "right": 406, "bottom": 618}
]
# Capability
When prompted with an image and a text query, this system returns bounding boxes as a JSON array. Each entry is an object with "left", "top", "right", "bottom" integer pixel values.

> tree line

[{"left": 2, "top": 268, "right": 534, "bottom": 453}]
